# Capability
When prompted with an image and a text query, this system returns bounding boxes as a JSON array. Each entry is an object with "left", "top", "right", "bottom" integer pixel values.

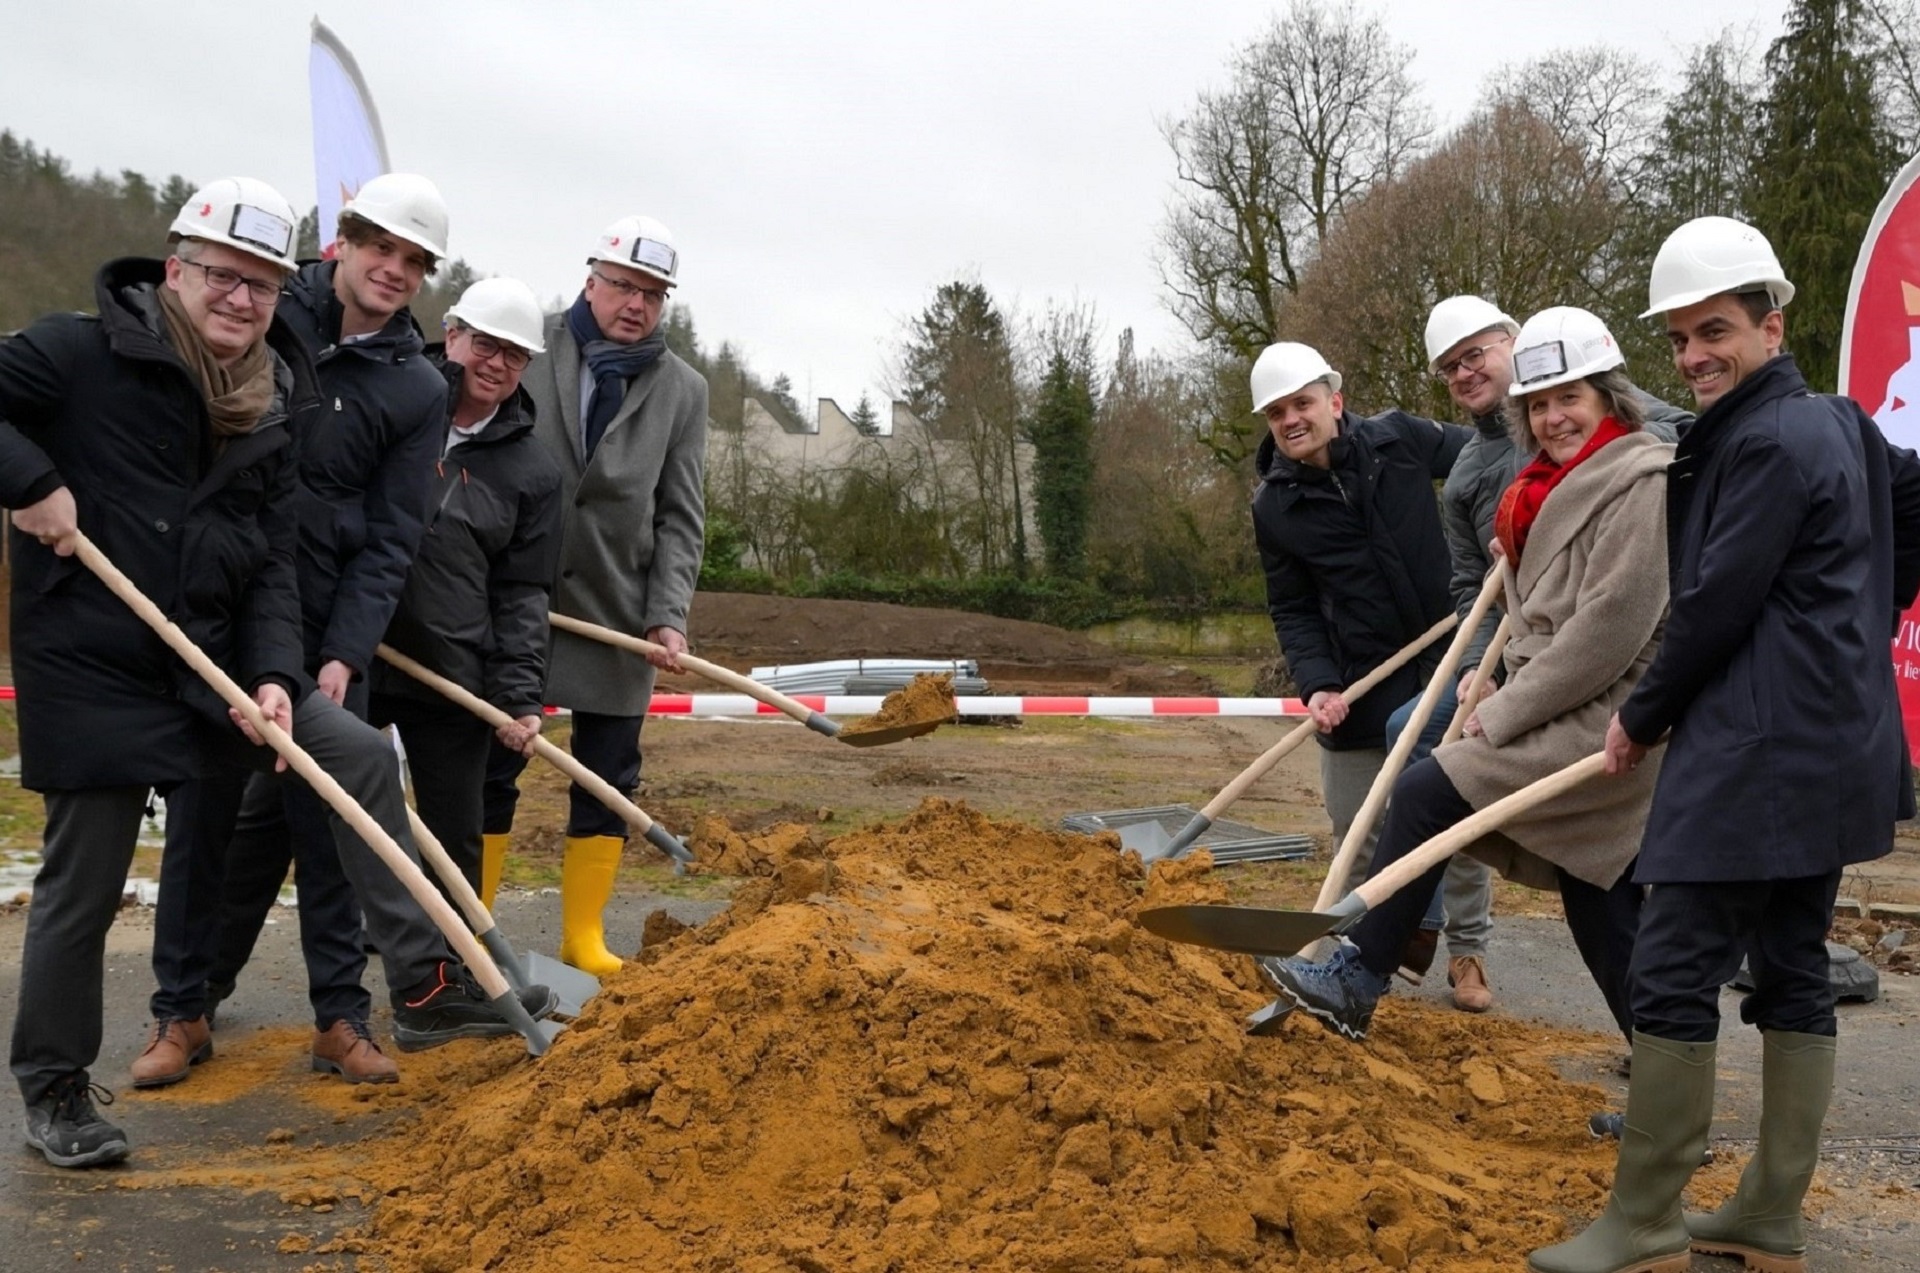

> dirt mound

[
  {"left": 351, "top": 798, "right": 1629, "bottom": 1272},
  {"left": 692, "top": 591, "right": 1115, "bottom": 667}
]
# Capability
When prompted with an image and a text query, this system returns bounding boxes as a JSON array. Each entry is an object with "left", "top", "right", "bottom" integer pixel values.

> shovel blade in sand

[
  {"left": 520, "top": 951, "right": 601, "bottom": 1019},
  {"left": 836, "top": 720, "right": 945, "bottom": 747},
  {"left": 1115, "top": 820, "right": 1176, "bottom": 861},
  {"left": 1136, "top": 903, "right": 1343, "bottom": 957}
]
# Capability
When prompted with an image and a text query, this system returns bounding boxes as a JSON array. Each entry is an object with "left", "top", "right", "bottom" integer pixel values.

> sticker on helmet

[
  {"left": 631, "top": 237, "right": 677, "bottom": 277},
  {"left": 229, "top": 205, "right": 293, "bottom": 258},
  {"left": 1514, "top": 341, "right": 1568, "bottom": 386}
]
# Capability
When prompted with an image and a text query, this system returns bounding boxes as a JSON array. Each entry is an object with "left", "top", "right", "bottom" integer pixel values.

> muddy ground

[{"left": 0, "top": 594, "right": 1915, "bottom": 1269}]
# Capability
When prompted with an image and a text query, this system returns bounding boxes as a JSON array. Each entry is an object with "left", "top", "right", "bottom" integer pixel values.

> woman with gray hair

[{"left": 1260, "top": 306, "right": 1672, "bottom": 1054}]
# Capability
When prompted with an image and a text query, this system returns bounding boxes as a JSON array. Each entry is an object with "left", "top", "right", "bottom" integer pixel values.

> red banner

[{"left": 1841, "top": 150, "right": 1920, "bottom": 751}]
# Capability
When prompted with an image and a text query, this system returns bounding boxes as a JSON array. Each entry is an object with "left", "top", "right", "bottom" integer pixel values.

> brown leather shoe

[
  {"left": 311, "top": 1019, "right": 399, "bottom": 1085},
  {"left": 130, "top": 1016, "right": 212, "bottom": 1089},
  {"left": 1397, "top": 927, "right": 1439, "bottom": 981},
  {"left": 1448, "top": 955, "right": 1494, "bottom": 1013}
]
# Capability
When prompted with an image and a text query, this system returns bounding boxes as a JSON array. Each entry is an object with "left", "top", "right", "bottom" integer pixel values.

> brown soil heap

[
  {"left": 840, "top": 671, "right": 958, "bottom": 739},
  {"left": 357, "top": 799, "right": 1623, "bottom": 1272}
]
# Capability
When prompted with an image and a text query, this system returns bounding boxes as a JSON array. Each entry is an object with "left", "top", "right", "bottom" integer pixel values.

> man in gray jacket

[{"left": 484, "top": 215, "right": 708, "bottom": 977}]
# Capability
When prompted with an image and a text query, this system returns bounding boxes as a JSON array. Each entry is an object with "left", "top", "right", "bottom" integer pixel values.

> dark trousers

[
  {"left": 483, "top": 711, "right": 643, "bottom": 838},
  {"left": 1345, "top": 758, "right": 1642, "bottom": 1038},
  {"left": 1630, "top": 871, "right": 1843, "bottom": 1043},
  {"left": 370, "top": 692, "right": 492, "bottom": 897},
  {"left": 149, "top": 692, "right": 450, "bottom": 1030},
  {"left": 12, "top": 786, "right": 149, "bottom": 1105}
]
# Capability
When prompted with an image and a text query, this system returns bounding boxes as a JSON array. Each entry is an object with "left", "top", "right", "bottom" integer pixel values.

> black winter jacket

[
  {"left": 371, "top": 356, "right": 563, "bottom": 719},
  {"left": 1621, "top": 356, "right": 1920, "bottom": 882},
  {"left": 278, "top": 261, "right": 444, "bottom": 676},
  {"left": 0, "top": 258, "right": 316, "bottom": 790},
  {"left": 1254, "top": 410, "right": 1471, "bottom": 750}
]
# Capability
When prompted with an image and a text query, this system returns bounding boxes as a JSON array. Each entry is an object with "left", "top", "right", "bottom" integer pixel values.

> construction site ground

[{"left": 0, "top": 592, "right": 1915, "bottom": 1269}]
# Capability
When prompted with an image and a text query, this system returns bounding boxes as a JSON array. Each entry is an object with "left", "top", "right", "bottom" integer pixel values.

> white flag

[{"left": 308, "top": 17, "right": 390, "bottom": 259}]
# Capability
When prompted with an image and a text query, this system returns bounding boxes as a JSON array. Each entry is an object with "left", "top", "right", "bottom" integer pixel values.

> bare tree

[
  {"left": 1158, "top": 0, "right": 1432, "bottom": 357},
  {"left": 1862, "top": 0, "right": 1920, "bottom": 151}
]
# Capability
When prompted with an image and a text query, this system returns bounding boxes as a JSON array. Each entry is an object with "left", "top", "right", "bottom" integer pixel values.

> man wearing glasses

[
  {"left": 369, "top": 278, "right": 561, "bottom": 908},
  {"left": 483, "top": 215, "right": 708, "bottom": 977},
  {"left": 146, "top": 173, "right": 462, "bottom": 1086},
  {"left": 0, "top": 179, "right": 552, "bottom": 1165}
]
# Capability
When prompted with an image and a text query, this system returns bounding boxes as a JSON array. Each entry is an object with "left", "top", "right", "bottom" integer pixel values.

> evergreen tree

[
  {"left": 849, "top": 393, "right": 883, "bottom": 436},
  {"left": 1025, "top": 351, "right": 1097, "bottom": 579},
  {"left": 1749, "top": 0, "right": 1900, "bottom": 390}
]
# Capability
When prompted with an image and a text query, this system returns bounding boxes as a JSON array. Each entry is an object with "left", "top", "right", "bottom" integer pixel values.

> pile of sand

[
  {"left": 840, "top": 672, "right": 958, "bottom": 739},
  {"left": 351, "top": 799, "right": 1626, "bottom": 1272}
]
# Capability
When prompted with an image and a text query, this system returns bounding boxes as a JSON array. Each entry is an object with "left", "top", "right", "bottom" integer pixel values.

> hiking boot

[
  {"left": 390, "top": 961, "right": 558, "bottom": 1053},
  {"left": 1398, "top": 926, "right": 1439, "bottom": 980},
  {"left": 129, "top": 1017, "right": 212, "bottom": 1089},
  {"left": 23, "top": 1074, "right": 129, "bottom": 1168},
  {"left": 205, "top": 979, "right": 235, "bottom": 1032},
  {"left": 1449, "top": 954, "right": 1494, "bottom": 1012},
  {"left": 311, "top": 1019, "right": 399, "bottom": 1084},
  {"left": 1256, "top": 941, "right": 1389, "bottom": 1041}
]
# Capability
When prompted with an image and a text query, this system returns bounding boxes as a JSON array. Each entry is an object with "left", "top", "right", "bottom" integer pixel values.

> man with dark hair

[
  {"left": 0, "top": 178, "right": 550, "bottom": 1168},
  {"left": 1530, "top": 217, "right": 1920, "bottom": 1273}
]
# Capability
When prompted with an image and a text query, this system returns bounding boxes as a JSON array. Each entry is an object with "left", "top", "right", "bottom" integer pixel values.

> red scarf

[{"left": 1494, "top": 417, "right": 1631, "bottom": 564}]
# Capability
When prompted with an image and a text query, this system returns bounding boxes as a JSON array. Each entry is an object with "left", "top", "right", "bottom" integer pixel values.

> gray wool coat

[
  {"left": 1434, "top": 431, "right": 1673, "bottom": 890},
  {"left": 523, "top": 311, "right": 709, "bottom": 714}
]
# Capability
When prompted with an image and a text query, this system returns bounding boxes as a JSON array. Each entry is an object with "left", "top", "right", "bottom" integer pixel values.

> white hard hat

[
  {"left": 445, "top": 277, "right": 547, "bottom": 355},
  {"left": 588, "top": 215, "right": 679, "bottom": 287},
  {"left": 1642, "top": 216, "right": 1794, "bottom": 318},
  {"left": 1425, "top": 295, "right": 1519, "bottom": 370},
  {"left": 168, "top": 177, "right": 299, "bottom": 272},
  {"left": 340, "top": 173, "right": 449, "bottom": 259},
  {"left": 1507, "top": 306, "right": 1625, "bottom": 397},
  {"left": 1250, "top": 342, "right": 1341, "bottom": 413}
]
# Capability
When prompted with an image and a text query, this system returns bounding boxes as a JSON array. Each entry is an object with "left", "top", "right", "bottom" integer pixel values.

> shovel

[
  {"left": 549, "top": 612, "right": 851, "bottom": 740},
  {"left": 374, "top": 644, "right": 695, "bottom": 868},
  {"left": 1138, "top": 751, "right": 1610, "bottom": 956},
  {"left": 72, "top": 533, "right": 559, "bottom": 1057},
  {"left": 403, "top": 806, "right": 600, "bottom": 1018},
  {"left": 1155, "top": 610, "right": 1463, "bottom": 861}
]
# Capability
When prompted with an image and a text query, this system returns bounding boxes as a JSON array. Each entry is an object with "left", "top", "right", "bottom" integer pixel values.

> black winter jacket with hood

[
  {"left": 0, "top": 258, "right": 317, "bottom": 790},
  {"left": 371, "top": 354, "right": 563, "bottom": 719},
  {"left": 277, "top": 260, "right": 445, "bottom": 677},
  {"left": 1253, "top": 409, "right": 1471, "bottom": 751}
]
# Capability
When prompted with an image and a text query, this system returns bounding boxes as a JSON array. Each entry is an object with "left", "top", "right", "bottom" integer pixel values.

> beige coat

[{"left": 1434, "top": 431, "right": 1673, "bottom": 890}]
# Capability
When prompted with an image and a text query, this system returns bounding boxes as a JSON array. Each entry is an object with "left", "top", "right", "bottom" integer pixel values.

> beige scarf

[{"left": 155, "top": 283, "right": 276, "bottom": 449}]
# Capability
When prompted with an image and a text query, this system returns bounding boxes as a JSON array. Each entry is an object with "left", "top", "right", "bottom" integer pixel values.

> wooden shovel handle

[
  {"left": 1311, "top": 568, "right": 1505, "bottom": 913},
  {"left": 405, "top": 805, "right": 495, "bottom": 937},
  {"left": 1197, "top": 610, "right": 1460, "bottom": 822},
  {"left": 71, "top": 534, "right": 514, "bottom": 1002},
  {"left": 549, "top": 612, "right": 821, "bottom": 725},
  {"left": 1440, "top": 618, "right": 1511, "bottom": 747}
]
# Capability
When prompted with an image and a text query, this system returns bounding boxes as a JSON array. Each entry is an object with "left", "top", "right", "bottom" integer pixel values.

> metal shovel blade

[
  {"left": 1136, "top": 903, "right": 1339, "bottom": 957},
  {"left": 836, "top": 720, "right": 945, "bottom": 747},
  {"left": 1116, "top": 820, "right": 1176, "bottom": 861},
  {"left": 521, "top": 950, "right": 602, "bottom": 1019}
]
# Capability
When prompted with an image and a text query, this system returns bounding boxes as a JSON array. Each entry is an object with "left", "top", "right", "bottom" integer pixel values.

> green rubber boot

[
  {"left": 1685, "top": 1030, "right": 1834, "bottom": 1273},
  {"left": 1527, "top": 1032, "right": 1717, "bottom": 1273}
]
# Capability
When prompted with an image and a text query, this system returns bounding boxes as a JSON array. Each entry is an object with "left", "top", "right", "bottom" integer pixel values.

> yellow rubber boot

[
  {"left": 559, "top": 834, "right": 625, "bottom": 977},
  {"left": 479, "top": 833, "right": 509, "bottom": 912}
]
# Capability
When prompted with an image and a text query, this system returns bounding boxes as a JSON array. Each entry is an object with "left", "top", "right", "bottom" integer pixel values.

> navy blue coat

[
  {"left": 1621, "top": 356, "right": 1920, "bottom": 883},
  {"left": 1253, "top": 410, "right": 1470, "bottom": 751},
  {"left": 277, "top": 261, "right": 445, "bottom": 677},
  {"left": 0, "top": 259, "right": 316, "bottom": 791}
]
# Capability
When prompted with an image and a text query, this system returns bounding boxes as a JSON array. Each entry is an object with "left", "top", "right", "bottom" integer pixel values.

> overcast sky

[{"left": 2, "top": 0, "right": 1787, "bottom": 411}]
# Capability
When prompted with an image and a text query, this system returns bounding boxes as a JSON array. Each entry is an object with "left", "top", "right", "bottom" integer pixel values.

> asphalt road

[{"left": 0, "top": 894, "right": 1913, "bottom": 1272}]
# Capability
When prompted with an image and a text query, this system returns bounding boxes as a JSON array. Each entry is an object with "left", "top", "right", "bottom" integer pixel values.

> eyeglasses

[
  {"left": 1436, "top": 334, "right": 1512, "bottom": 382},
  {"left": 463, "top": 330, "right": 532, "bottom": 371},
  {"left": 590, "top": 269, "right": 669, "bottom": 306},
  {"left": 179, "top": 259, "right": 283, "bottom": 305}
]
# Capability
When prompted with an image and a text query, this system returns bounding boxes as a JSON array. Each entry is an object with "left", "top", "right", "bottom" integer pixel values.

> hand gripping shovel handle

[
  {"left": 70, "top": 534, "right": 552, "bottom": 1055},
  {"left": 1439, "top": 618, "right": 1511, "bottom": 747},
  {"left": 375, "top": 644, "right": 694, "bottom": 866},
  {"left": 1309, "top": 568, "right": 1506, "bottom": 916},
  {"left": 1163, "top": 610, "right": 1461, "bottom": 856},
  {"left": 550, "top": 612, "right": 841, "bottom": 739}
]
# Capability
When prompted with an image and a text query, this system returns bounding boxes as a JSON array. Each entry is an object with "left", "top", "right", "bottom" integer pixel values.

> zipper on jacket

[{"left": 1329, "top": 471, "right": 1352, "bottom": 507}]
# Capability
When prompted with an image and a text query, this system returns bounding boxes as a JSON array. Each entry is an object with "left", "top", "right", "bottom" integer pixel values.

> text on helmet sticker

[
  {"left": 631, "top": 237, "right": 677, "bottom": 276},
  {"left": 1514, "top": 341, "right": 1569, "bottom": 386},
  {"left": 229, "top": 205, "right": 293, "bottom": 258}
]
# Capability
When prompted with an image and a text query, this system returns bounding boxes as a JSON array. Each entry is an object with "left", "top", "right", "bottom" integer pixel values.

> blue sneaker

[{"left": 1256, "top": 942, "right": 1390, "bottom": 1041}]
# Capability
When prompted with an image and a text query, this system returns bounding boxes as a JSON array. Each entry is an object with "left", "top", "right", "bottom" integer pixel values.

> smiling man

[
  {"left": 481, "top": 215, "right": 709, "bottom": 977},
  {"left": 1247, "top": 341, "right": 1471, "bottom": 928},
  {"left": 1531, "top": 217, "right": 1920, "bottom": 1273}
]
